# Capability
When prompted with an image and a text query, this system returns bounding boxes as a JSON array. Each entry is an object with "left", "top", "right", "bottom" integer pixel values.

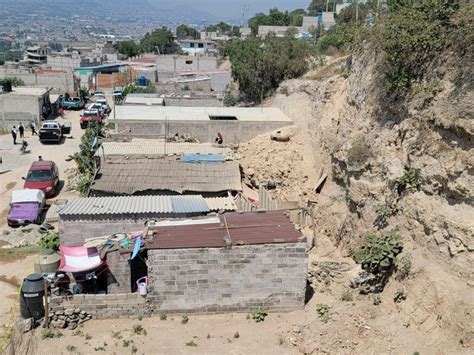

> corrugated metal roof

[
  {"left": 170, "top": 195, "right": 209, "bottom": 214},
  {"left": 149, "top": 211, "right": 302, "bottom": 249},
  {"left": 59, "top": 195, "right": 174, "bottom": 216},
  {"left": 205, "top": 196, "right": 237, "bottom": 211},
  {"left": 96, "top": 140, "right": 233, "bottom": 159},
  {"left": 91, "top": 156, "right": 242, "bottom": 195},
  {"left": 58, "top": 195, "right": 236, "bottom": 217}
]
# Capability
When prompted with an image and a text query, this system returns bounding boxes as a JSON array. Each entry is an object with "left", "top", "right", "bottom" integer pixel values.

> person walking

[
  {"left": 30, "top": 121, "right": 37, "bottom": 136},
  {"left": 18, "top": 122, "right": 25, "bottom": 138},
  {"left": 11, "top": 126, "right": 17, "bottom": 145}
]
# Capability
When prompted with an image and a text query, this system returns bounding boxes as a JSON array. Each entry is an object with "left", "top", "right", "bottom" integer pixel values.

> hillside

[{"left": 237, "top": 6, "right": 473, "bottom": 353}]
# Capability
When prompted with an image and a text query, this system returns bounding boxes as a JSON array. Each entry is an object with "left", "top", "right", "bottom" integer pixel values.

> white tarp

[{"left": 11, "top": 189, "right": 45, "bottom": 204}]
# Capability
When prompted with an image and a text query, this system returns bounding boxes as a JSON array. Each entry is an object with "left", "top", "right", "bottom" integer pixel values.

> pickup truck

[
  {"left": 39, "top": 121, "right": 71, "bottom": 143},
  {"left": 80, "top": 110, "right": 102, "bottom": 129},
  {"left": 62, "top": 97, "right": 85, "bottom": 110}
]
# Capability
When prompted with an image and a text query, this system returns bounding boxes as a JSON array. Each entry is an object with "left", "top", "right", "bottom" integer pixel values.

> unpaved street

[{"left": 0, "top": 110, "right": 83, "bottom": 228}]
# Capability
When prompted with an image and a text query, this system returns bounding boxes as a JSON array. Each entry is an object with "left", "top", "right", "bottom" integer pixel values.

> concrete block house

[{"left": 50, "top": 211, "right": 308, "bottom": 317}]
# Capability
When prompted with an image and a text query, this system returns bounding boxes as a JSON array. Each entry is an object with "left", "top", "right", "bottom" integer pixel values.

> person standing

[
  {"left": 30, "top": 121, "right": 37, "bottom": 136},
  {"left": 11, "top": 126, "right": 17, "bottom": 145},
  {"left": 18, "top": 122, "right": 24, "bottom": 138}
]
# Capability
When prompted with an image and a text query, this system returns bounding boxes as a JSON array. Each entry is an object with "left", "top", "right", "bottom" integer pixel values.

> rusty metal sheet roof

[
  {"left": 91, "top": 156, "right": 242, "bottom": 195},
  {"left": 149, "top": 211, "right": 301, "bottom": 249}
]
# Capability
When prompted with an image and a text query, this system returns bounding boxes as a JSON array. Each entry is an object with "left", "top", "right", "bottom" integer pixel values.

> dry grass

[
  {"left": 0, "top": 246, "right": 40, "bottom": 264},
  {"left": 306, "top": 62, "right": 339, "bottom": 81}
]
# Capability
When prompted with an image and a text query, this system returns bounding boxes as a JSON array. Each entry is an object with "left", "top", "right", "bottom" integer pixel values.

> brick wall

[
  {"left": 49, "top": 293, "right": 150, "bottom": 319},
  {"left": 147, "top": 242, "right": 307, "bottom": 313}
]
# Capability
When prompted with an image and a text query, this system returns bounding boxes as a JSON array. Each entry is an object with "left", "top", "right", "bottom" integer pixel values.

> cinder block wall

[
  {"left": 59, "top": 217, "right": 148, "bottom": 245},
  {"left": 107, "top": 251, "right": 131, "bottom": 294},
  {"left": 114, "top": 119, "right": 291, "bottom": 144},
  {"left": 147, "top": 242, "right": 307, "bottom": 312}
]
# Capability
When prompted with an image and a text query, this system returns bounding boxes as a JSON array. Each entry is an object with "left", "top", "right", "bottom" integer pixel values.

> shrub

[
  {"left": 394, "top": 290, "right": 407, "bottom": 303},
  {"left": 373, "top": 295, "right": 382, "bottom": 305},
  {"left": 66, "top": 345, "right": 77, "bottom": 353},
  {"left": 374, "top": 202, "right": 398, "bottom": 228},
  {"left": 132, "top": 324, "right": 147, "bottom": 336},
  {"left": 159, "top": 312, "right": 167, "bottom": 321},
  {"left": 181, "top": 315, "right": 189, "bottom": 324},
  {"left": 251, "top": 309, "right": 268, "bottom": 323},
  {"left": 341, "top": 290, "right": 353, "bottom": 302},
  {"left": 38, "top": 231, "right": 59, "bottom": 251},
  {"left": 397, "top": 254, "right": 412, "bottom": 279},
  {"left": 185, "top": 340, "right": 198, "bottom": 347},
  {"left": 182, "top": 84, "right": 191, "bottom": 91},
  {"left": 396, "top": 169, "right": 419, "bottom": 193},
  {"left": 224, "top": 93, "right": 238, "bottom": 107},
  {"left": 111, "top": 331, "right": 122, "bottom": 339},
  {"left": 41, "top": 329, "right": 63, "bottom": 339},
  {"left": 315, "top": 304, "right": 329, "bottom": 323},
  {"left": 233, "top": 331, "right": 240, "bottom": 339},
  {"left": 377, "top": 1, "right": 459, "bottom": 92},
  {"left": 350, "top": 230, "right": 403, "bottom": 274}
]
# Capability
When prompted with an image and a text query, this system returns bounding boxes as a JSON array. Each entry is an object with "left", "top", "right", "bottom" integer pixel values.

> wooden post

[{"left": 43, "top": 278, "right": 49, "bottom": 328}]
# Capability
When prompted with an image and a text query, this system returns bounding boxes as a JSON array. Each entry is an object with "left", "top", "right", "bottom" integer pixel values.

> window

[
  {"left": 190, "top": 43, "right": 195, "bottom": 48},
  {"left": 209, "top": 115, "right": 238, "bottom": 121},
  {"left": 198, "top": 43, "right": 204, "bottom": 48},
  {"left": 185, "top": 59, "right": 193, "bottom": 65},
  {"left": 26, "top": 170, "right": 52, "bottom": 182}
]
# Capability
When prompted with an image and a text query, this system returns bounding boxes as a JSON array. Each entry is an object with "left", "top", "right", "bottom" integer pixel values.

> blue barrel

[{"left": 138, "top": 76, "right": 147, "bottom": 86}]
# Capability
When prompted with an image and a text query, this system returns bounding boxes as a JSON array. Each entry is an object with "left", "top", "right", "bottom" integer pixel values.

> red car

[
  {"left": 80, "top": 110, "right": 102, "bottom": 129},
  {"left": 23, "top": 160, "right": 60, "bottom": 197}
]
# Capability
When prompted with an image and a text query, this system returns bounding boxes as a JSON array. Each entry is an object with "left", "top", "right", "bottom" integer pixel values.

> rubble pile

[{"left": 0, "top": 224, "right": 42, "bottom": 248}]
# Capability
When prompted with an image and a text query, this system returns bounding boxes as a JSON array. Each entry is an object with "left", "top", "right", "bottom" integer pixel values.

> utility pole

[
  {"left": 326, "top": 0, "right": 329, "bottom": 12},
  {"left": 356, "top": 0, "right": 359, "bottom": 22}
]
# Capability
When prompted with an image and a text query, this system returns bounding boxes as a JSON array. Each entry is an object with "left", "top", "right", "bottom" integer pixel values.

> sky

[{"left": 152, "top": 0, "right": 310, "bottom": 18}]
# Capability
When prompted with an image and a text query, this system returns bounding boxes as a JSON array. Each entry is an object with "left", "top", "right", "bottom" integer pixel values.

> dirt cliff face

[{"left": 238, "top": 46, "right": 473, "bottom": 351}]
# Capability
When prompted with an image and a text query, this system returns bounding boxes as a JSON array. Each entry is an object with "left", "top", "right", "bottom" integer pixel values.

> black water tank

[
  {"left": 1, "top": 80, "right": 12, "bottom": 93},
  {"left": 20, "top": 274, "right": 45, "bottom": 320}
]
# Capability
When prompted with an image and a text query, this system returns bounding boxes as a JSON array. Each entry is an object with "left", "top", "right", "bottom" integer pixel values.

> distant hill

[{"left": 0, "top": 0, "right": 216, "bottom": 22}]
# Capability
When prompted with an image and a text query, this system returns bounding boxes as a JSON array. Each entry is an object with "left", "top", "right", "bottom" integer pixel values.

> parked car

[
  {"left": 112, "top": 87, "right": 123, "bottom": 98},
  {"left": 94, "top": 98, "right": 111, "bottom": 114},
  {"left": 93, "top": 89, "right": 105, "bottom": 97},
  {"left": 87, "top": 103, "right": 105, "bottom": 118},
  {"left": 7, "top": 189, "right": 45, "bottom": 227},
  {"left": 23, "top": 160, "right": 60, "bottom": 197},
  {"left": 62, "top": 97, "right": 85, "bottom": 110},
  {"left": 39, "top": 121, "right": 71, "bottom": 144},
  {"left": 80, "top": 110, "right": 102, "bottom": 129}
]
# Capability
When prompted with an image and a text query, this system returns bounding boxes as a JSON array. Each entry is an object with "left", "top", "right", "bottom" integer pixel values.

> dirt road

[{"left": 0, "top": 109, "right": 83, "bottom": 228}]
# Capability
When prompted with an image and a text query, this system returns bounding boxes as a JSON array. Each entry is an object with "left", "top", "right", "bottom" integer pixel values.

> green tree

[
  {"left": 336, "top": 4, "right": 371, "bottom": 25},
  {"left": 113, "top": 40, "right": 141, "bottom": 57},
  {"left": 308, "top": 0, "right": 344, "bottom": 14},
  {"left": 227, "top": 34, "right": 308, "bottom": 102},
  {"left": 176, "top": 24, "right": 200, "bottom": 39},
  {"left": 140, "top": 27, "right": 175, "bottom": 54},
  {"left": 290, "top": 9, "right": 307, "bottom": 26},
  {"left": 248, "top": 8, "right": 291, "bottom": 35}
]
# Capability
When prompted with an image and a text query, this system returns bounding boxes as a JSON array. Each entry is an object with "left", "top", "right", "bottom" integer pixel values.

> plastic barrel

[{"left": 20, "top": 274, "right": 45, "bottom": 320}]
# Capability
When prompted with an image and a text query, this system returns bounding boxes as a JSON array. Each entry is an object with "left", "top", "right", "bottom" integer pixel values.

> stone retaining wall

[{"left": 49, "top": 293, "right": 149, "bottom": 320}]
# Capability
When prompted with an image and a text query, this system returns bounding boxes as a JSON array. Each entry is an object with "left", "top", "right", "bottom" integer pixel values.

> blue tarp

[{"left": 181, "top": 153, "right": 225, "bottom": 164}]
